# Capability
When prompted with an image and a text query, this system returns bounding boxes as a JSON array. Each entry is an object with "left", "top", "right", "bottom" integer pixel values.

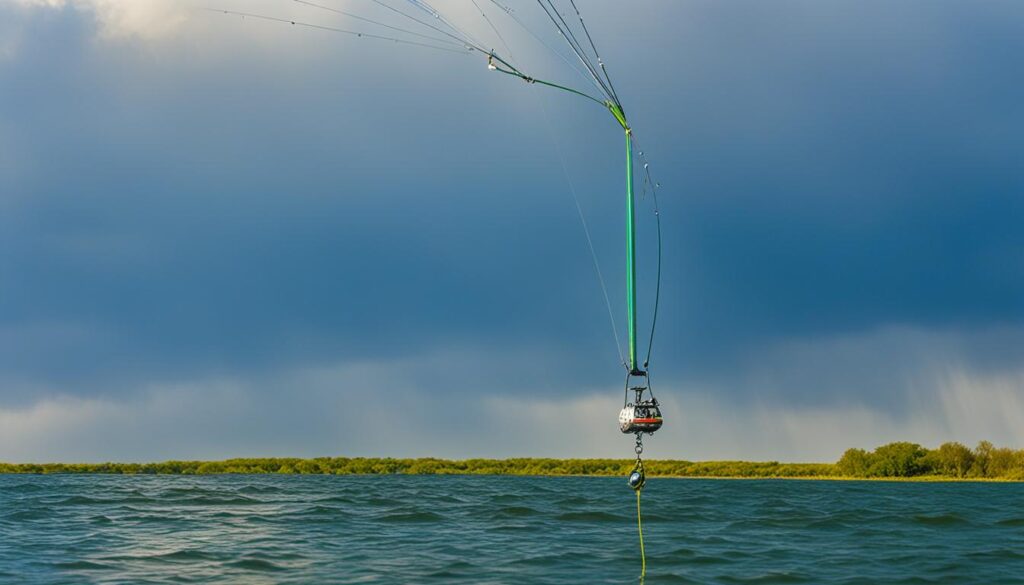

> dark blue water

[{"left": 1, "top": 475, "right": 1022, "bottom": 584}]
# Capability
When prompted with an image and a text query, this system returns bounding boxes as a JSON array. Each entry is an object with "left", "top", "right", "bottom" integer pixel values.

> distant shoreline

[
  {"left": 0, "top": 469, "right": 1019, "bottom": 482},
  {"left": 2, "top": 447, "right": 1022, "bottom": 481},
  {"left": 659, "top": 475, "right": 1023, "bottom": 483}
]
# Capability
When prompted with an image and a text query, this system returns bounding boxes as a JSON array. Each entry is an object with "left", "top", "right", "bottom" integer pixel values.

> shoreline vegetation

[{"left": 2, "top": 442, "right": 1023, "bottom": 480}]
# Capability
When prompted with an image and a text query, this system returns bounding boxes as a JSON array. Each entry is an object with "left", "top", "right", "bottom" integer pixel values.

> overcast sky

[{"left": 1, "top": 0, "right": 1021, "bottom": 462}]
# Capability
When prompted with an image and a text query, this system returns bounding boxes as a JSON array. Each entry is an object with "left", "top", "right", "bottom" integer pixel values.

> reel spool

[
  {"left": 619, "top": 397, "right": 663, "bottom": 434},
  {"left": 618, "top": 372, "right": 663, "bottom": 434}
]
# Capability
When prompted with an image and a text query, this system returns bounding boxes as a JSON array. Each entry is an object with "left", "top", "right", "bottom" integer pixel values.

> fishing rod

[
  {"left": 211, "top": 1, "right": 665, "bottom": 578},
  {"left": 478, "top": 34, "right": 669, "bottom": 581}
]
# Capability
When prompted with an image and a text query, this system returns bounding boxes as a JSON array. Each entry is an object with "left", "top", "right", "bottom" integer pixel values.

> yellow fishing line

[{"left": 637, "top": 488, "right": 646, "bottom": 580}]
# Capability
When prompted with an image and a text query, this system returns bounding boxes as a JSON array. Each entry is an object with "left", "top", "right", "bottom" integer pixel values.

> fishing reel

[{"left": 618, "top": 370, "right": 663, "bottom": 435}]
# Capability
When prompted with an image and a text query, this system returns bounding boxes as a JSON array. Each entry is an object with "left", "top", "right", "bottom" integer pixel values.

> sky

[{"left": 1, "top": 0, "right": 1021, "bottom": 463}]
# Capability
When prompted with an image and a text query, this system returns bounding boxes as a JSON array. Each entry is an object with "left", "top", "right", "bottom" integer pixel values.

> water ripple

[{"left": 0, "top": 475, "right": 1021, "bottom": 584}]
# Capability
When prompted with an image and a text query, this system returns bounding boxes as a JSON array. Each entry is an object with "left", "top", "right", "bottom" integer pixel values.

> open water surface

[{"left": 0, "top": 474, "right": 1022, "bottom": 584}]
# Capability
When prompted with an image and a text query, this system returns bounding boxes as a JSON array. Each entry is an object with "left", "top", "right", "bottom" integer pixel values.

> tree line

[
  {"left": 836, "top": 441, "right": 1024, "bottom": 479},
  {"left": 1, "top": 441, "right": 1021, "bottom": 479}
]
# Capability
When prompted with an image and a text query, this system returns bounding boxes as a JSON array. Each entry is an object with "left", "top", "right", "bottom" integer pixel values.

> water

[{"left": 1, "top": 475, "right": 1022, "bottom": 584}]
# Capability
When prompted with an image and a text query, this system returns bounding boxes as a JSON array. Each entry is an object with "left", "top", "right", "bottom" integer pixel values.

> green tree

[
  {"left": 970, "top": 441, "right": 994, "bottom": 477},
  {"left": 935, "top": 442, "right": 975, "bottom": 478},
  {"left": 986, "top": 447, "right": 1016, "bottom": 478},
  {"left": 1013, "top": 451, "right": 1024, "bottom": 480},
  {"left": 869, "top": 442, "right": 927, "bottom": 477},
  {"left": 837, "top": 448, "right": 874, "bottom": 477}
]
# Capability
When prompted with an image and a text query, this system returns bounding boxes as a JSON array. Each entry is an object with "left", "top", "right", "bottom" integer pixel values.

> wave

[
  {"left": 912, "top": 513, "right": 969, "bottom": 526},
  {"left": 225, "top": 558, "right": 287, "bottom": 572},
  {"left": 491, "top": 505, "right": 541, "bottom": 518},
  {"left": 2, "top": 474, "right": 1021, "bottom": 584},
  {"left": 378, "top": 511, "right": 445, "bottom": 523},
  {"left": 555, "top": 511, "right": 625, "bottom": 522}
]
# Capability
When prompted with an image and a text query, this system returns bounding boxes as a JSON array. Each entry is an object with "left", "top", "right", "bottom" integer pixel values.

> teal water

[{"left": 1, "top": 475, "right": 1022, "bottom": 584}]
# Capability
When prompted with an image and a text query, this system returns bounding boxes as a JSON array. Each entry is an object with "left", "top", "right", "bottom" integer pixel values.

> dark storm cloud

[
  {"left": 1, "top": 0, "right": 1021, "bottom": 424},
  {"left": 620, "top": 0, "right": 1024, "bottom": 386}
]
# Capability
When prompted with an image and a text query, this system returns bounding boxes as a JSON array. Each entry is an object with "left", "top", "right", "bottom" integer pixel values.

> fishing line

[
  {"left": 489, "top": 61, "right": 608, "bottom": 107},
  {"left": 566, "top": 0, "right": 621, "bottom": 107},
  {"left": 645, "top": 181, "right": 662, "bottom": 369},
  {"left": 540, "top": 98, "right": 628, "bottom": 369},
  {"left": 631, "top": 134, "right": 663, "bottom": 369},
  {"left": 637, "top": 489, "right": 647, "bottom": 580},
  {"left": 210, "top": 8, "right": 472, "bottom": 53},
  {"left": 539, "top": 0, "right": 616, "bottom": 104},
  {"left": 405, "top": 0, "right": 489, "bottom": 53},
  {"left": 361, "top": 0, "right": 487, "bottom": 52},
  {"left": 485, "top": 0, "right": 603, "bottom": 96},
  {"left": 628, "top": 436, "right": 651, "bottom": 581},
  {"left": 536, "top": 2, "right": 606, "bottom": 100},
  {"left": 534, "top": 0, "right": 613, "bottom": 103},
  {"left": 486, "top": 14, "right": 626, "bottom": 367},
  {"left": 487, "top": 0, "right": 514, "bottom": 14},
  {"left": 540, "top": 0, "right": 589, "bottom": 64},
  {"left": 290, "top": 0, "right": 462, "bottom": 47},
  {"left": 486, "top": 47, "right": 606, "bottom": 107},
  {"left": 470, "top": 0, "right": 517, "bottom": 67},
  {"left": 541, "top": 0, "right": 597, "bottom": 77}
]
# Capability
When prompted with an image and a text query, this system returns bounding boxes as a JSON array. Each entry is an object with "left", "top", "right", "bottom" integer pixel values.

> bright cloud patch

[
  {"left": 12, "top": 0, "right": 187, "bottom": 39},
  {"left": 2, "top": 330, "right": 1022, "bottom": 462}
]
